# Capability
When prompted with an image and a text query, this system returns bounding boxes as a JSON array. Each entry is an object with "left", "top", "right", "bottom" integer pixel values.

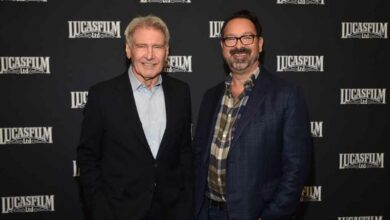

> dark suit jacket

[
  {"left": 193, "top": 67, "right": 312, "bottom": 220},
  {"left": 77, "top": 72, "right": 193, "bottom": 220}
]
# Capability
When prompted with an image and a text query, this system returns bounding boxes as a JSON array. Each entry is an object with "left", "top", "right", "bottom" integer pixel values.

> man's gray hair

[{"left": 124, "top": 15, "right": 170, "bottom": 46}]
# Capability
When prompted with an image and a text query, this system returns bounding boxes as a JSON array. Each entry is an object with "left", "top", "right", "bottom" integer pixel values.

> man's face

[
  {"left": 221, "top": 18, "right": 263, "bottom": 75},
  {"left": 125, "top": 27, "right": 168, "bottom": 80}
]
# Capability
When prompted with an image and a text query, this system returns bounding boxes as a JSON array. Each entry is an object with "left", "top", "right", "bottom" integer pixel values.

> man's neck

[
  {"left": 231, "top": 64, "right": 259, "bottom": 87},
  {"left": 131, "top": 66, "right": 160, "bottom": 90}
]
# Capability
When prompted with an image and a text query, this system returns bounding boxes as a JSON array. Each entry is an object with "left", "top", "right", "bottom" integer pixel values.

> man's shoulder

[
  {"left": 202, "top": 67, "right": 299, "bottom": 97},
  {"left": 162, "top": 73, "right": 189, "bottom": 88},
  {"left": 89, "top": 73, "right": 127, "bottom": 93},
  {"left": 261, "top": 68, "right": 300, "bottom": 93},
  {"left": 162, "top": 74, "right": 190, "bottom": 95},
  {"left": 259, "top": 69, "right": 307, "bottom": 109},
  {"left": 204, "top": 81, "right": 225, "bottom": 97}
]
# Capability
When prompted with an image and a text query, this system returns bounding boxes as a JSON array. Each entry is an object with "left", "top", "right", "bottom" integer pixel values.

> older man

[
  {"left": 194, "top": 10, "right": 312, "bottom": 220},
  {"left": 77, "top": 15, "right": 193, "bottom": 220}
]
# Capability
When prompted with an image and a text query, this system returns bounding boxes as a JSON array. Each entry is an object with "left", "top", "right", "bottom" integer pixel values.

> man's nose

[
  {"left": 235, "top": 38, "right": 244, "bottom": 47},
  {"left": 146, "top": 46, "right": 154, "bottom": 59}
]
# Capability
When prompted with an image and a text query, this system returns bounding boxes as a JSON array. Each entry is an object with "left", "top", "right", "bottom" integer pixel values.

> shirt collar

[
  {"left": 128, "top": 65, "right": 162, "bottom": 92},
  {"left": 225, "top": 67, "right": 260, "bottom": 91}
]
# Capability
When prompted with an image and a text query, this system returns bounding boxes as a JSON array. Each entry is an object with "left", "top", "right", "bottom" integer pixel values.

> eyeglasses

[{"left": 221, "top": 34, "right": 258, "bottom": 47}]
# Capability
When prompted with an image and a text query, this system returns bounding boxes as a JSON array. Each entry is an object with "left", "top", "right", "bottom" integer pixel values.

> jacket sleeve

[
  {"left": 77, "top": 86, "right": 115, "bottom": 220},
  {"left": 261, "top": 86, "right": 313, "bottom": 220}
]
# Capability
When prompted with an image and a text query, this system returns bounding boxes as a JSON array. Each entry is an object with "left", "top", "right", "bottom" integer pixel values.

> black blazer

[
  {"left": 193, "top": 67, "right": 312, "bottom": 220},
  {"left": 77, "top": 73, "right": 193, "bottom": 220}
]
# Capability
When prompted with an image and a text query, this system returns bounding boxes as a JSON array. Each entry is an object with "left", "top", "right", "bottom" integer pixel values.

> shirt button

[{"left": 222, "top": 132, "right": 227, "bottom": 138}]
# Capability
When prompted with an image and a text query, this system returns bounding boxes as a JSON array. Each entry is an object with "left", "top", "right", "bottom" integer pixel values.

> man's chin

[
  {"left": 143, "top": 72, "right": 161, "bottom": 80},
  {"left": 231, "top": 64, "right": 249, "bottom": 72}
]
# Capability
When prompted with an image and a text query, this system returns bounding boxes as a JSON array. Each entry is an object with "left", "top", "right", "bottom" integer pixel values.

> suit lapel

[
  {"left": 202, "top": 83, "right": 225, "bottom": 164},
  {"left": 115, "top": 73, "right": 153, "bottom": 157},
  {"left": 156, "top": 74, "right": 171, "bottom": 159},
  {"left": 231, "top": 68, "right": 271, "bottom": 146}
]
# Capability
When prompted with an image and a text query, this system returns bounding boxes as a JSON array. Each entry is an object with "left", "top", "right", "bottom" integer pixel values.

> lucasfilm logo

[
  {"left": 68, "top": 21, "right": 121, "bottom": 38},
  {"left": 165, "top": 56, "right": 192, "bottom": 72},
  {"left": 209, "top": 21, "right": 224, "bottom": 38},
  {"left": 140, "top": 0, "right": 191, "bottom": 3},
  {"left": 0, "top": 127, "right": 53, "bottom": 145},
  {"left": 73, "top": 160, "right": 80, "bottom": 177},
  {"left": 338, "top": 216, "right": 383, "bottom": 220},
  {"left": 340, "top": 88, "right": 386, "bottom": 104},
  {"left": 339, "top": 153, "right": 384, "bottom": 169},
  {"left": 300, "top": 186, "right": 321, "bottom": 202},
  {"left": 0, "top": 57, "right": 50, "bottom": 74},
  {"left": 71, "top": 91, "right": 88, "bottom": 109},
  {"left": 276, "top": 55, "right": 324, "bottom": 72},
  {"left": 341, "top": 22, "right": 388, "bottom": 39},
  {"left": 277, "top": 0, "right": 325, "bottom": 4},
  {"left": 1, "top": 195, "right": 55, "bottom": 214},
  {"left": 310, "top": 121, "right": 323, "bottom": 138}
]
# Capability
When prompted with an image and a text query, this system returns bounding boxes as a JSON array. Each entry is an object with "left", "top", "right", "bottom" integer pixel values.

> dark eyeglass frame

[{"left": 221, "top": 34, "right": 258, "bottom": 47}]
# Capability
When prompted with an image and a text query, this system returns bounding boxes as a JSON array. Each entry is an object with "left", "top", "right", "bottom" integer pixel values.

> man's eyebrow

[{"left": 223, "top": 32, "right": 256, "bottom": 37}]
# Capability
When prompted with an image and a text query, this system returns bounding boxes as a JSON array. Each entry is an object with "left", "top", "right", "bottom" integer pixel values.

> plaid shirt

[{"left": 207, "top": 68, "right": 260, "bottom": 202}]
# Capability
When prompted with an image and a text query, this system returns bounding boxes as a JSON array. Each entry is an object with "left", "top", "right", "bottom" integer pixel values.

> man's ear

[
  {"left": 258, "top": 37, "right": 264, "bottom": 53},
  {"left": 165, "top": 46, "right": 169, "bottom": 59},
  {"left": 125, "top": 44, "right": 131, "bottom": 59}
]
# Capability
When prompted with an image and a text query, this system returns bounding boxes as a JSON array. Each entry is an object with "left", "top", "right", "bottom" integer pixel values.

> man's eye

[{"left": 242, "top": 35, "right": 253, "bottom": 40}]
